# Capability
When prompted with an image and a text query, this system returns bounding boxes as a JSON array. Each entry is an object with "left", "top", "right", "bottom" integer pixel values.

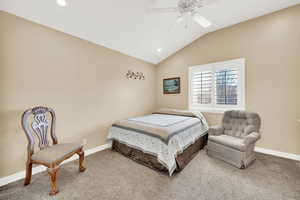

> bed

[{"left": 107, "top": 109, "right": 209, "bottom": 175}]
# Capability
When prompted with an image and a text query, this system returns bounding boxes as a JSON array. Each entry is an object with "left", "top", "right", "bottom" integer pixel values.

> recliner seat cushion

[
  {"left": 31, "top": 143, "right": 83, "bottom": 164},
  {"left": 208, "top": 135, "right": 246, "bottom": 151}
]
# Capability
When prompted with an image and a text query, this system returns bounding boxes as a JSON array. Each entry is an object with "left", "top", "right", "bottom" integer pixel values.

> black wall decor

[
  {"left": 163, "top": 77, "right": 180, "bottom": 94},
  {"left": 126, "top": 70, "right": 145, "bottom": 80}
]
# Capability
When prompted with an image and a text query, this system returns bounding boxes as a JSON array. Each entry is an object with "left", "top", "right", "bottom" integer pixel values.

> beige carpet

[{"left": 1, "top": 149, "right": 300, "bottom": 200}]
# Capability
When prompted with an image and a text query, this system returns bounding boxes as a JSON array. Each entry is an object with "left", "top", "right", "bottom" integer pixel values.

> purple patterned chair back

[{"left": 21, "top": 106, "right": 58, "bottom": 156}]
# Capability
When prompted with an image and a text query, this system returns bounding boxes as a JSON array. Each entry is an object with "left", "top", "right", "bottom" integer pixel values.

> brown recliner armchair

[
  {"left": 207, "top": 110, "right": 261, "bottom": 168},
  {"left": 21, "top": 106, "right": 86, "bottom": 195}
]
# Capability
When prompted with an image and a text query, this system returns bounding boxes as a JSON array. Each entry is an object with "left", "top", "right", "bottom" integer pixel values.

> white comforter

[{"left": 108, "top": 109, "right": 209, "bottom": 175}]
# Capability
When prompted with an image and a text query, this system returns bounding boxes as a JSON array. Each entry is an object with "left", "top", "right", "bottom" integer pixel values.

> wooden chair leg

[
  {"left": 48, "top": 166, "right": 60, "bottom": 196},
  {"left": 24, "top": 161, "right": 32, "bottom": 186},
  {"left": 77, "top": 149, "right": 86, "bottom": 172}
]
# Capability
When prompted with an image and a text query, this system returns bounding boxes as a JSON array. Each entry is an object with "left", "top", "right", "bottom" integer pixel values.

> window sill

[{"left": 190, "top": 107, "right": 245, "bottom": 114}]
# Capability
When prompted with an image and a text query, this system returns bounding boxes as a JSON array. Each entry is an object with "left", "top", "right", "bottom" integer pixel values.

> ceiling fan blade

[
  {"left": 176, "top": 16, "right": 184, "bottom": 24},
  {"left": 192, "top": 14, "right": 211, "bottom": 28},
  {"left": 195, "top": 0, "right": 219, "bottom": 8},
  {"left": 146, "top": 7, "right": 179, "bottom": 13}
]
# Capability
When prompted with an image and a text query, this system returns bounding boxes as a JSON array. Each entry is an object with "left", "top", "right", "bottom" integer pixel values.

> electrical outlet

[{"left": 83, "top": 139, "right": 87, "bottom": 145}]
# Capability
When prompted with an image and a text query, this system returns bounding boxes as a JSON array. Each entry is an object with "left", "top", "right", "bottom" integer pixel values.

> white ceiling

[{"left": 1, "top": 0, "right": 299, "bottom": 64}]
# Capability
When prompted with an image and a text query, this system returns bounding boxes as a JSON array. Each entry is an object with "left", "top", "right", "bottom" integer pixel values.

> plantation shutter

[
  {"left": 215, "top": 69, "right": 238, "bottom": 105},
  {"left": 189, "top": 58, "right": 245, "bottom": 112},
  {"left": 190, "top": 70, "right": 213, "bottom": 106}
]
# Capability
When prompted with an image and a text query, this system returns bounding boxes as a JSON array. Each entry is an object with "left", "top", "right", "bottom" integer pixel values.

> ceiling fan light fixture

[{"left": 192, "top": 13, "right": 211, "bottom": 28}]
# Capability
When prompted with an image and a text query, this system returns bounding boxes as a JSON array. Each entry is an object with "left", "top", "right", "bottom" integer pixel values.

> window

[{"left": 189, "top": 58, "right": 245, "bottom": 113}]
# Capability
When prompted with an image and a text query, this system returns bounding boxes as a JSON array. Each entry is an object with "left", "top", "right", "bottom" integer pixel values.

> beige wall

[
  {"left": 0, "top": 11, "right": 156, "bottom": 178},
  {"left": 156, "top": 5, "right": 300, "bottom": 155},
  {"left": 1, "top": 4, "right": 300, "bottom": 179}
]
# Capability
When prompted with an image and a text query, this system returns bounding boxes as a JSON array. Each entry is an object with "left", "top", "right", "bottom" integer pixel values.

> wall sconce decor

[{"left": 126, "top": 70, "right": 145, "bottom": 80}]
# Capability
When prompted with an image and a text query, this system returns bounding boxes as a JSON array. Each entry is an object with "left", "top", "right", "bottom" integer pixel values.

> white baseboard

[
  {"left": 255, "top": 147, "right": 300, "bottom": 161},
  {"left": 0, "top": 142, "right": 112, "bottom": 187},
  {"left": 1, "top": 143, "right": 298, "bottom": 187}
]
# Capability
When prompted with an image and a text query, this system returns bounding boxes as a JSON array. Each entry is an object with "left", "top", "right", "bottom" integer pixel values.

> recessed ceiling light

[
  {"left": 157, "top": 48, "right": 162, "bottom": 53},
  {"left": 57, "top": 0, "right": 67, "bottom": 7}
]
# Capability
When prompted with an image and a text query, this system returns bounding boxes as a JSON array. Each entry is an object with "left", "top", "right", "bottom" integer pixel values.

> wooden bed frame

[{"left": 112, "top": 133, "right": 208, "bottom": 174}]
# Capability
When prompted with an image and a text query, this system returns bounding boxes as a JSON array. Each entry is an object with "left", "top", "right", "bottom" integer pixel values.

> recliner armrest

[
  {"left": 244, "top": 132, "right": 261, "bottom": 146},
  {"left": 209, "top": 125, "right": 224, "bottom": 136}
]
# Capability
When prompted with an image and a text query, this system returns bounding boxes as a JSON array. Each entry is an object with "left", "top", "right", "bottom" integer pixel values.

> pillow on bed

[{"left": 153, "top": 108, "right": 208, "bottom": 126}]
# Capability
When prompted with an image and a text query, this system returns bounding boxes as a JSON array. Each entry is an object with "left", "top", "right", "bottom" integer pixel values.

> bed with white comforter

[{"left": 107, "top": 109, "right": 209, "bottom": 175}]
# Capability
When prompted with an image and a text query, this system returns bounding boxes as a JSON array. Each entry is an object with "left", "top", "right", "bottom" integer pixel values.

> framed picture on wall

[{"left": 163, "top": 77, "right": 180, "bottom": 94}]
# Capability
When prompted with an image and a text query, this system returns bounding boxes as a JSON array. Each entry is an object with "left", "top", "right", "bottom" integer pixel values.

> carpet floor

[{"left": 1, "top": 149, "right": 300, "bottom": 200}]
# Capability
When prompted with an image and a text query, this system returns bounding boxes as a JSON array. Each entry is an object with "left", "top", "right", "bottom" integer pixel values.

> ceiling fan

[{"left": 148, "top": 0, "right": 216, "bottom": 28}]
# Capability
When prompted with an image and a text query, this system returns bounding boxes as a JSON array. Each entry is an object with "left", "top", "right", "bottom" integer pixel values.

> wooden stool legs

[
  {"left": 48, "top": 166, "right": 60, "bottom": 196},
  {"left": 24, "top": 161, "right": 32, "bottom": 186},
  {"left": 23, "top": 148, "right": 86, "bottom": 196},
  {"left": 77, "top": 149, "right": 86, "bottom": 172}
]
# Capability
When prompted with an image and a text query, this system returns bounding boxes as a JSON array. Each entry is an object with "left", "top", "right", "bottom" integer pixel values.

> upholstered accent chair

[
  {"left": 207, "top": 110, "right": 261, "bottom": 168},
  {"left": 21, "top": 106, "right": 86, "bottom": 195}
]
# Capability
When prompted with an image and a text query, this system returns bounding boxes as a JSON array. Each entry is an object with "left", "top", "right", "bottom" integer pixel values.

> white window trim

[{"left": 188, "top": 58, "right": 245, "bottom": 113}]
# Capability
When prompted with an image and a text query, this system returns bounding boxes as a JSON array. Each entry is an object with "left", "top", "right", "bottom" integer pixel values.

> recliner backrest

[{"left": 222, "top": 110, "right": 261, "bottom": 138}]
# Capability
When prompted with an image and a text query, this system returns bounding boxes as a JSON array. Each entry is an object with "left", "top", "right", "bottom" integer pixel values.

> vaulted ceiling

[{"left": 1, "top": 0, "right": 299, "bottom": 64}]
